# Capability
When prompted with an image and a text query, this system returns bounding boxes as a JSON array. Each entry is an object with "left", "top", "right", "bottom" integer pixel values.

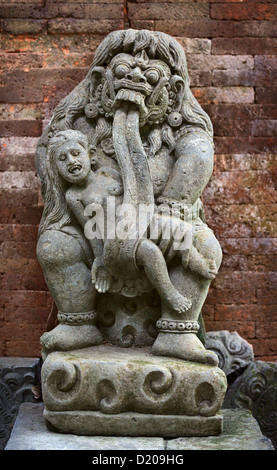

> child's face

[{"left": 55, "top": 140, "right": 91, "bottom": 183}]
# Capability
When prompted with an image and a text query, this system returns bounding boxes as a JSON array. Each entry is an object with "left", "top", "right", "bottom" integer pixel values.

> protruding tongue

[{"left": 103, "top": 103, "right": 154, "bottom": 279}]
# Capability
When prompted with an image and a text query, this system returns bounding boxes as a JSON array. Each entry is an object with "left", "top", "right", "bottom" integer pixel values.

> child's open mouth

[{"left": 68, "top": 163, "right": 82, "bottom": 174}]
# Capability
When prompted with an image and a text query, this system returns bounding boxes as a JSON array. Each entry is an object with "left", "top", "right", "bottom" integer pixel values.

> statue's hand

[{"left": 91, "top": 259, "right": 112, "bottom": 293}]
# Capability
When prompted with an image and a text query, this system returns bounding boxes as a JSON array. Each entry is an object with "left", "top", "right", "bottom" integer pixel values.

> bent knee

[
  {"left": 193, "top": 228, "right": 222, "bottom": 268},
  {"left": 37, "top": 230, "right": 85, "bottom": 268}
]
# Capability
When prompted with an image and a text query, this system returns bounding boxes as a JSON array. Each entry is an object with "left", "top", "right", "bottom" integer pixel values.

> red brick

[
  {"left": 128, "top": 3, "right": 210, "bottom": 20},
  {"left": 0, "top": 206, "right": 42, "bottom": 224},
  {"left": 205, "top": 320, "right": 256, "bottom": 340},
  {"left": 212, "top": 38, "right": 277, "bottom": 56},
  {"left": 0, "top": 189, "right": 38, "bottom": 208},
  {"left": 256, "top": 87, "right": 277, "bottom": 104},
  {"left": 0, "top": 86, "right": 43, "bottom": 104},
  {"left": 220, "top": 238, "right": 277, "bottom": 256},
  {"left": 2, "top": 19, "right": 47, "bottom": 35},
  {"left": 155, "top": 20, "right": 234, "bottom": 38},
  {"left": 0, "top": 224, "right": 38, "bottom": 242},
  {"left": 204, "top": 105, "right": 252, "bottom": 136},
  {"left": 255, "top": 55, "right": 277, "bottom": 71},
  {"left": 0, "top": 5, "right": 46, "bottom": 19},
  {"left": 234, "top": 20, "right": 277, "bottom": 38},
  {"left": 1, "top": 69, "right": 87, "bottom": 90},
  {"left": 203, "top": 186, "right": 250, "bottom": 204},
  {"left": 0, "top": 339, "right": 5, "bottom": 357},
  {"left": 0, "top": 52, "right": 43, "bottom": 69},
  {"left": 5, "top": 341, "right": 42, "bottom": 358},
  {"left": 45, "top": 2, "right": 84, "bottom": 19},
  {"left": 192, "top": 86, "right": 254, "bottom": 105},
  {"left": 204, "top": 104, "right": 277, "bottom": 125},
  {"left": 211, "top": 4, "right": 277, "bottom": 21},
  {"left": 212, "top": 69, "right": 277, "bottom": 87},
  {"left": 1, "top": 290, "right": 52, "bottom": 321},
  {"left": 257, "top": 288, "right": 277, "bottom": 305},
  {"left": 246, "top": 255, "right": 277, "bottom": 272},
  {"left": 250, "top": 338, "right": 277, "bottom": 358},
  {"left": 214, "top": 304, "right": 276, "bottom": 323},
  {"left": 1, "top": 241, "right": 37, "bottom": 259},
  {"left": 48, "top": 18, "right": 123, "bottom": 35},
  {"left": 84, "top": 3, "right": 124, "bottom": 19},
  {"left": 214, "top": 137, "right": 277, "bottom": 154},
  {"left": 251, "top": 120, "right": 277, "bottom": 137},
  {"left": 0, "top": 152, "right": 36, "bottom": 172},
  {"left": 0, "top": 120, "right": 42, "bottom": 137},
  {"left": 220, "top": 254, "right": 248, "bottom": 272}
]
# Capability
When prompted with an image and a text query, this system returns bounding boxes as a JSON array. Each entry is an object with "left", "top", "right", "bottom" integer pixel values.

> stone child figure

[{"left": 36, "top": 29, "right": 222, "bottom": 365}]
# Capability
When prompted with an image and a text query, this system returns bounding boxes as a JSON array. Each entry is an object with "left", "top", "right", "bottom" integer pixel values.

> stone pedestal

[
  {"left": 5, "top": 404, "right": 274, "bottom": 450},
  {"left": 41, "top": 345, "right": 227, "bottom": 437}
]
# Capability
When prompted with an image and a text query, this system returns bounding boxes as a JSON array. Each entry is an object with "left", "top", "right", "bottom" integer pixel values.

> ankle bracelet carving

[
  {"left": 58, "top": 311, "right": 96, "bottom": 325},
  {"left": 156, "top": 319, "right": 199, "bottom": 334}
]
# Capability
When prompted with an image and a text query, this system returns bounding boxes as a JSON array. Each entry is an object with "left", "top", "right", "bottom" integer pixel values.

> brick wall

[{"left": 0, "top": 1, "right": 276, "bottom": 361}]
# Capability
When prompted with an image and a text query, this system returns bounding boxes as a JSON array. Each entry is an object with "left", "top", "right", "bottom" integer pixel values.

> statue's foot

[
  {"left": 40, "top": 323, "right": 102, "bottom": 354},
  {"left": 152, "top": 332, "right": 219, "bottom": 366},
  {"left": 163, "top": 290, "right": 192, "bottom": 314},
  {"left": 189, "top": 256, "right": 218, "bottom": 280}
]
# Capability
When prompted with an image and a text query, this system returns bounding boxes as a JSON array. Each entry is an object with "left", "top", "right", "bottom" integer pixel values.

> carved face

[
  {"left": 55, "top": 140, "right": 91, "bottom": 184},
  {"left": 101, "top": 52, "right": 171, "bottom": 126}
]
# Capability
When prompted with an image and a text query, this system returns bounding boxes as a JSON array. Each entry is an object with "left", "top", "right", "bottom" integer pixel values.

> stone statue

[{"left": 37, "top": 30, "right": 227, "bottom": 437}]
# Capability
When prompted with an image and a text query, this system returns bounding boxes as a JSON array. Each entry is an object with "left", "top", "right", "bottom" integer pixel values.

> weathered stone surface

[
  {"left": 0, "top": 357, "right": 41, "bottom": 450},
  {"left": 205, "top": 330, "right": 254, "bottom": 376},
  {"left": 5, "top": 404, "right": 274, "bottom": 451},
  {"left": 223, "top": 360, "right": 277, "bottom": 449},
  {"left": 166, "top": 409, "right": 274, "bottom": 451},
  {"left": 5, "top": 403, "right": 164, "bottom": 450},
  {"left": 42, "top": 345, "right": 227, "bottom": 437}
]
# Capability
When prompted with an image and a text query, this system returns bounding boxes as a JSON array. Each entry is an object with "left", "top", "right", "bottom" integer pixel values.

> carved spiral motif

[
  {"left": 142, "top": 367, "right": 174, "bottom": 401},
  {"left": 96, "top": 379, "right": 119, "bottom": 414},
  {"left": 44, "top": 361, "right": 80, "bottom": 404},
  {"left": 195, "top": 382, "right": 216, "bottom": 417},
  {"left": 247, "top": 374, "right": 267, "bottom": 401}
]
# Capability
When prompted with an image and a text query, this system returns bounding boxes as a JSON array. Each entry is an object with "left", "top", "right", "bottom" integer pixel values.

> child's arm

[
  {"left": 65, "top": 189, "right": 103, "bottom": 258},
  {"left": 65, "top": 189, "right": 112, "bottom": 292}
]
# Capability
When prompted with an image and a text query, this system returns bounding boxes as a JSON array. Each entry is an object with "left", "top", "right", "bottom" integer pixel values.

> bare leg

[
  {"left": 37, "top": 230, "right": 102, "bottom": 355},
  {"left": 152, "top": 226, "right": 222, "bottom": 365},
  {"left": 136, "top": 239, "right": 191, "bottom": 314}
]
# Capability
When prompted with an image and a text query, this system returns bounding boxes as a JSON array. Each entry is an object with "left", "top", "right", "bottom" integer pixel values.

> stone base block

[
  {"left": 44, "top": 410, "right": 223, "bottom": 438},
  {"left": 41, "top": 345, "right": 227, "bottom": 437}
]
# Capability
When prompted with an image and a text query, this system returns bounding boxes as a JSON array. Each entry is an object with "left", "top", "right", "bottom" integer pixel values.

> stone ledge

[
  {"left": 44, "top": 409, "right": 223, "bottom": 438},
  {"left": 5, "top": 404, "right": 274, "bottom": 450}
]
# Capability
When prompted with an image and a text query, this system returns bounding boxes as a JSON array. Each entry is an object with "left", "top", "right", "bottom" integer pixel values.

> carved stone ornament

[
  {"left": 205, "top": 330, "right": 254, "bottom": 376},
  {"left": 0, "top": 358, "right": 40, "bottom": 450},
  {"left": 223, "top": 361, "right": 277, "bottom": 449},
  {"left": 37, "top": 30, "right": 227, "bottom": 436}
]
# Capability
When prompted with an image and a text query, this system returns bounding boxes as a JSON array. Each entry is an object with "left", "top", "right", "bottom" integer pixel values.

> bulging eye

[
  {"left": 115, "top": 64, "right": 130, "bottom": 79},
  {"left": 71, "top": 149, "right": 80, "bottom": 157},
  {"left": 145, "top": 69, "right": 160, "bottom": 85},
  {"left": 59, "top": 154, "right": 67, "bottom": 161}
]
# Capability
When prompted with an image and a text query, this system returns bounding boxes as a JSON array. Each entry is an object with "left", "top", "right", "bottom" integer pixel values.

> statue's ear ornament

[
  {"left": 167, "top": 111, "right": 182, "bottom": 127},
  {"left": 166, "top": 75, "right": 185, "bottom": 127},
  {"left": 85, "top": 103, "right": 99, "bottom": 119}
]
